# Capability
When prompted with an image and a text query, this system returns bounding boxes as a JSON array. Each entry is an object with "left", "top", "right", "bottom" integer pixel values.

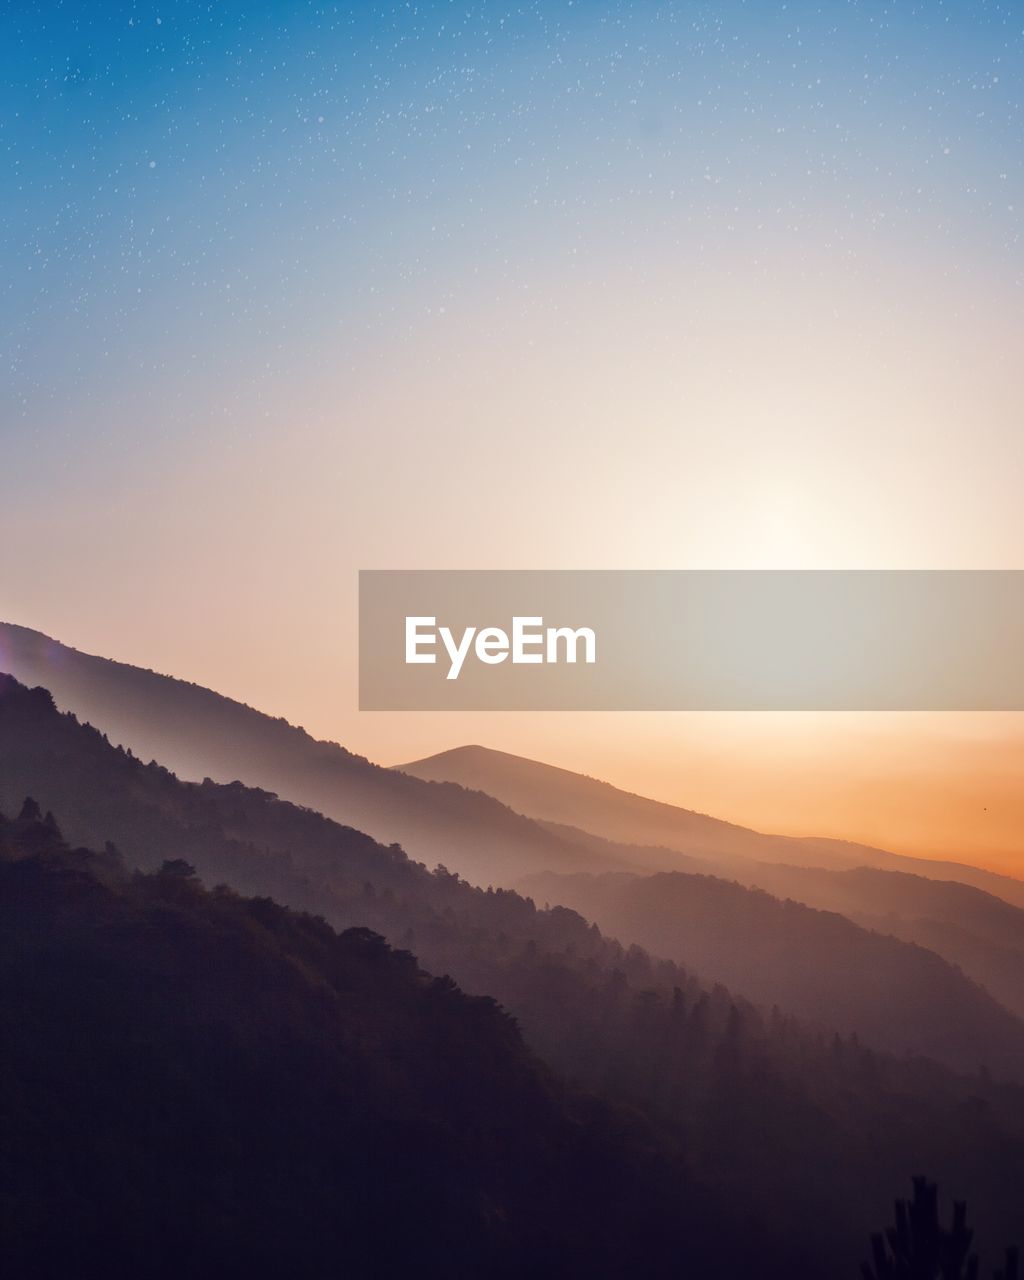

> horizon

[
  {"left": 5, "top": 0, "right": 1024, "bottom": 881},
  {"left": 5, "top": 5, "right": 1024, "bottom": 1271},
  {"left": 4, "top": 615, "right": 1022, "bottom": 879}
]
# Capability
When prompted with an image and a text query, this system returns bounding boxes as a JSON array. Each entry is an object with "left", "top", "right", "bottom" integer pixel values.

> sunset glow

[{"left": 3, "top": 1, "right": 1022, "bottom": 874}]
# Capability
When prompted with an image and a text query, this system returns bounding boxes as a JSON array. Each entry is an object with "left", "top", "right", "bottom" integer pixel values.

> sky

[{"left": 2, "top": 0, "right": 1023, "bottom": 872}]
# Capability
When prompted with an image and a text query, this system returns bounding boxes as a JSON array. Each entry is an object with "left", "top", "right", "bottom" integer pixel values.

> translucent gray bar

[{"left": 359, "top": 570, "right": 1024, "bottom": 710}]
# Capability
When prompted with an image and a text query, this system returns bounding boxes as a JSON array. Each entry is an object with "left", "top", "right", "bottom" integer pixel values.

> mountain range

[
  {"left": 519, "top": 867, "right": 1024, "bottom": 1074},
  {"left": 401, "top": 744, "right": 1024, "bottom": 1013},
  {"left": 400, "top": 742, "right": 1024, "bottom": 907},
  {"left": 0, "top": 623, "right": 642, "bottom": 885},
  {"left": 2, "top": 671, "right": 1024, "bottom": 1273},
  {"left": 2, "top": 623, "right": 1024, "bottom": 1275},
  {"left": 6, "top": 620, "right": 1022, "bottom": 915},
  {"left": 0, "top": 804, "right": 747, "bottom": 1280}
]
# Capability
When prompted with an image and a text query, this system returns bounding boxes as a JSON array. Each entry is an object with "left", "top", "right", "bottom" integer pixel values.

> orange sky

[
  {"left": 367, "top": 709, "right": 1024, "bottom": 877},
  {"left": 5, "top": 0, "right": 1024, "bottom": 881},
  {"left": 4, "top": 220, "right": 1023, "bottom": 880}
]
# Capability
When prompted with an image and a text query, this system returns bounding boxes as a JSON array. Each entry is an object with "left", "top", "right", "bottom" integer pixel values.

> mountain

[
  {"left": 0, "top": 807, "right": 742, "bottom": 1280},
  {"left": 518, "top": 868, "right": 1024, "bottom": 1076},
  {"left": 0, "top": 623, "right": 649, "bottom": 885},
  {"left": 405, "top": 744, "right": 1024, "bottom": 1055},
  {"left": 3, "top": 625, "right": 1021, "bottom": 1057},
  {"left": 399, "top": 743, "right": 1024, "bottom": 989},
  {"left": 736, "top": 863, "right": 1024, "bottom": 1023},
  {"left": 2, "top": 672, "right": 1024, "bottom": 1276},
  {"left": 399, "top": 744, "right": 1024, "bottom": 908},
  {"left": 403, "top": 743, "right": 770, "bottom": 861},
  {"left": 9, "top": 621, "right": 1021, "bottom": 911},
  {"left": 3, "top": 672, "right": 1022, "bottom": 1077}
]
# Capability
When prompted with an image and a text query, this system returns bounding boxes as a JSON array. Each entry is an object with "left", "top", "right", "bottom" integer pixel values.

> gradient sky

[{"left": 2, "top": 1, "right": 1023, "bottom": 872}]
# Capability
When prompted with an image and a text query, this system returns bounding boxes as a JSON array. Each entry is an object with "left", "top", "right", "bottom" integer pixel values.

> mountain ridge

[
  {"left": 0, "top": 804, "right": 744, "bottom": 1280},
  {"left": 518, "top": 866, "right": 1024, "bottom": 1075},
  {"left": 0, "top": 623, "right": 647, "bottom": 885},
  {"left": 5, "top": 620, "right": 1022, "bottom": 1015},
  {"left": 3, "top": 670, "right": 1024, "bottom": 1272},
  {"left": 6, "top": 621, "right": 1021, "bottom": 907},
  {"left": 400, "top": 743, "right": 1024, "bottom": 907}
]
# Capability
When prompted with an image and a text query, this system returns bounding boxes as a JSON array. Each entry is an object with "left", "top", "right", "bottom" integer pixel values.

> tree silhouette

[
  {"left": 862, "top": 1177, "right": 1019, "bottom": 1280},
  {"left": 17, "top": 796, "right": 42, "bottom": 822},
  {"left": 158, "top": 857, "right": 197, "bottom": 878}
]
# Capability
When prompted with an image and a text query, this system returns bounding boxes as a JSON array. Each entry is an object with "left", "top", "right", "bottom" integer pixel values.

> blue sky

[
  {"left": 2, "top": 2, "right": 1023, "bottom": 863},
  {"left": 5, "top": 0, "right": 1021, "bottom": 460}
]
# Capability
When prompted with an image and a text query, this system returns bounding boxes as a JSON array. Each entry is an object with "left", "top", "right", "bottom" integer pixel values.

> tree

[
  {"left": 17, "top": 797, "right": 42, "bottom": 823},
  {"left": 158, "top": 858, "right": 197, "bottom": 879},
  {"left": 862, "top": 1177, "right": 1019, "bottom": 1280}
]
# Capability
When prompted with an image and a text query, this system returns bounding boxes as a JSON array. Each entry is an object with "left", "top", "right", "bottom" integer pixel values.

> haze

[{"left": 2, "top": 1, "right": 1022, "bottom": 874}]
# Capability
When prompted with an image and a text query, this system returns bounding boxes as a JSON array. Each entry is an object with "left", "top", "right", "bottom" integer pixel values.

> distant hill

[
  {"left": 3, "top": 671, "right": 1024, "bottom": 1277},
  {"left": 407, "top": 746, "right": 1024, "bottom": 1020},
  {"left": 3, "top": 667, "right": 1022, "bottom": 1074},
  {"left": 738, "top": 863, "right": 1024, "bottom": 1023},
  {"left": 402, "top": 742, "right": 769, "bottom": 861},
  {"left": 7, "top": 622, "right": 1021, "bottom": 918},
  {"left": 0, "top": 806, "right": 742, "bottom": 1280},
  {"left": 521, "top": 822, "right": 1024, "bottom": 1024},
  {"left": 400, "top": 743, "right": 1024, "bottom": 908},
  {"left": 0, "top": 623, "right": 650, "bottom": 885},
  {"left": 519, "top": 867, "right": 1024, "bottom": 1076}
]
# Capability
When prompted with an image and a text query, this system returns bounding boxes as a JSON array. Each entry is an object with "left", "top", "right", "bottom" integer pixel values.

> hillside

[
  {"left": 739, "top": 863, "right": 1024, "bottom": 1022},
  {"left": 401, "top": 744, "right": 1024, "bottom": 908},
  {"left": 3, "top": 673, "right": 1023, "bottom": 1076},
  {"left": 518, "top": 869, "right": 1024, "bottom": 1075},
  {"left": 11, "top": 622, "right": 1024, "bottom": 911},
  {"left": 524, "top": 823, "right": 1024, "bottom": 1021},
  {"left": 0, "top": 807, "right": 742, "bottom": 1280},
  {"left": 2, "top": 673, "right": 1024, "bottom": 1275},
  {"left": 0, "top": 623, "right": 645, "bottom": 885}
]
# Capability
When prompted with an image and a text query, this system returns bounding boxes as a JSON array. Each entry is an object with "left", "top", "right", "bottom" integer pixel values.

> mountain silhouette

[
  {"left": 2, "top": 671, "right": 1024, "bottom": 1276},
  {"left": 403, "top": 746, "right": 1024, "bottom": 1014},
  {"left": 735, "top": 862, "right": 1024, "bottom": 1023},
  {"left": 0, "top": 805, "right": 759, "bottom": 1280},
  {"left": 7, "top": 621, "right": 1022, "bottom": 913},
  {"left": 518, "top": 868, "right": 1024, "bottom": 1076},
  {"left": 0, "top": 622, "right": 646, "bottom": 885},
  {"left": 399, "top": 744, "right": 1024, "bottom": 908}
]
